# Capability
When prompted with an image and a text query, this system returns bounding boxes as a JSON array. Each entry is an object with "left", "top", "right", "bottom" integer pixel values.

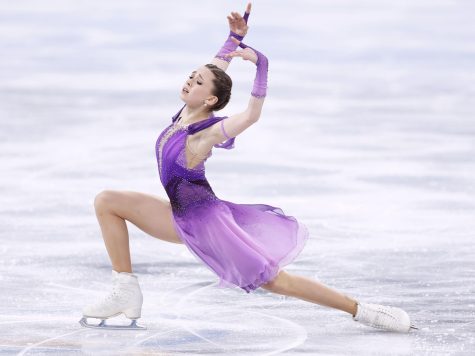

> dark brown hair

[{"left": 205, "top": 63, "right": 232, "bottom": 112}]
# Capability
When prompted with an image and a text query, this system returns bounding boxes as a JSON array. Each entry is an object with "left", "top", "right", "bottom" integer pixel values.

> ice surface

[{"left": 0, "top": 0, "right": 474, "bottom": 354}]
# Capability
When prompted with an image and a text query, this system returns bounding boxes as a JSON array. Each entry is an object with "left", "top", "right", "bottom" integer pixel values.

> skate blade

[
  {"left": 409, "top": 324, "right": 419, "bottom": 330},
  {"left": 79, "top": 317, "right": 146, "bottom": 330}
]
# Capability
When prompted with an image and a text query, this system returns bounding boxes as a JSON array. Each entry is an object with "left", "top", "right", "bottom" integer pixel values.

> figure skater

[{"left": 80, "top": 3, "right": 416, "bottom": 332}]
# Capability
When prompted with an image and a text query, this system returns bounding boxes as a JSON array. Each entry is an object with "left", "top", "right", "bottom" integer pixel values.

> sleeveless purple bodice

[
  {"left": 156, "top": 104, "right": 234, "bottom": 217},
  {"left": 155, "top": 105, "right": 309, "bottom": 293}
]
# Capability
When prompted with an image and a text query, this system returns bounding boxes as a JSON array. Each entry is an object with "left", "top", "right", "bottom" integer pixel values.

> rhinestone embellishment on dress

[{"left": 157, "top": 120, "right": 189, "bottom": 173}]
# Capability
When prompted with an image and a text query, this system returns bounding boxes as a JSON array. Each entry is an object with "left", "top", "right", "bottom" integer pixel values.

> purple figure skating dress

[{"left": 155, "top": 104, "right": 309, "bottom": 293}]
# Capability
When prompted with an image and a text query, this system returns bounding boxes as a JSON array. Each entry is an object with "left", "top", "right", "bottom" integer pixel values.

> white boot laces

[{"left": 361, "top": 303, "right": 400, "bottom": 330}]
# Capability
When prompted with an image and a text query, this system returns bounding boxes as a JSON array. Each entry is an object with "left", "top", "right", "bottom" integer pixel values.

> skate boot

[
  {"left": 352, "top": 302, "right": 418, "bottom": 332},
  {"left": 79, "top": 270, "right": 145, "bottom": 330}
]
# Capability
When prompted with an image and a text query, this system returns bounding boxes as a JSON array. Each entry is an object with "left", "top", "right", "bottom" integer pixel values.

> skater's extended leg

[
  {"left": 260, "top": 270, "right": 416, "bottom": 332},
  {"left": 260, "top": 270, "right": 358, "bottom": 316},
  {"left": 94, "top": 189, "right": 183, "bottom": 273}
]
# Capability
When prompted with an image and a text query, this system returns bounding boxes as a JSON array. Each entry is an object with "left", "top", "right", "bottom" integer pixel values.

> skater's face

[{"left": 180, "top": 66, "right": 218, "bottom": 108}]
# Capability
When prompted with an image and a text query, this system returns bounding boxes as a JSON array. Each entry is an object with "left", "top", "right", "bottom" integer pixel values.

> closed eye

[
  {"left": 190, "top": 71, "right": 205, "bottom": 84},
  {"left": 188, "top": 75, "right": 203, "bottom": 85}
]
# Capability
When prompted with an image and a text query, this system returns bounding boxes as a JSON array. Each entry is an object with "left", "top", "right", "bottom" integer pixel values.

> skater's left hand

[
  {"left": 227, "top": 2, "right": 251, "bottom": 37},
  {"left": 224, "top": 36, "right": 258, "bottom": 65}
]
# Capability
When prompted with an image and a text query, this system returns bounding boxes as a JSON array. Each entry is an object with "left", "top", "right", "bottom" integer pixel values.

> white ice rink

[{"left": 1, "top": 0, "right": 474, "bottom": 354}]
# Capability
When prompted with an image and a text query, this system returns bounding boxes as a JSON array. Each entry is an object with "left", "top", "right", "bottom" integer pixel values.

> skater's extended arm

[
  {"left": 211, "top": 3, "right": 251, "bottom": 72},
  {"left": 208, "top": 37, "right": 268, "bottom": 145}
]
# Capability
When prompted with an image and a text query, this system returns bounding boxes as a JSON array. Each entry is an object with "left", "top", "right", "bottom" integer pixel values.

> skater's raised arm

[
  {"left": 208, "top": 37, "right": 268, "bottom": 145},
  {"left": 212, "top": 3, "right": 251, "bottom": 72}
]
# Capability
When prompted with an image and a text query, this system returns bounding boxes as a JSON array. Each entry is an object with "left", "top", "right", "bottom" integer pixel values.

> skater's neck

[{"left": 179, "top": 105, "right": 213, "bottom": 125}]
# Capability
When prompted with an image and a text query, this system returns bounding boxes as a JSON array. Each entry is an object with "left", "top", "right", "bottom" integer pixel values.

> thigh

[{"left": 95, "top": 189, "right": 183, "bottom": 244}]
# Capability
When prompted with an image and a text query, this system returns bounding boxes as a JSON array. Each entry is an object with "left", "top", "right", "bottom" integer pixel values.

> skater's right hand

[{"left": 227, "top": 2, "right": 251, "bottom": 37}]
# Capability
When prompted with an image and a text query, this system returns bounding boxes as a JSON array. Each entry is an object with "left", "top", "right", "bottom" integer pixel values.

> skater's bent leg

[
  {"left": 94, "top": 190, "right": 183, "bottom": 273},
  {"left": 94, "top": 191, "right": 133, "bottom": 273},
  {"left": 260, "top": 270, "right": 358, "bottom": 316}
]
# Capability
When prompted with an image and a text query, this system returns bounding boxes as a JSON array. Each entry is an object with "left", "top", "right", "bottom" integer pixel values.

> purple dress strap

[
  {"left": 170, "top": 105, "right": 235, "bottom": 149},
  {"left": 213, "top": 133, "right": 235, "bottom": 149},
  {"left": 171, "top": 104, "right": 186, "bottom": 123},
  {"left": 188, "top": 117, "right": 235, "bottom": 150}
]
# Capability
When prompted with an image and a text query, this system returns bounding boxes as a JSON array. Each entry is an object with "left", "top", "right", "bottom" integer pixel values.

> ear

[{"left": 206, "top": 95, "right": 218, "bottom": 107}]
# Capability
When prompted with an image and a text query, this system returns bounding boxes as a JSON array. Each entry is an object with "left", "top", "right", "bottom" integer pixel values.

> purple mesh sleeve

[
  {"left": 215, "top": 32, "right": 245, "bottom": 62},
  {"left": 238, "top": 42, "right": 269, "bottom": 98},
  {"left": 215, "top": 9, "right": 250, "bottom": 63}
]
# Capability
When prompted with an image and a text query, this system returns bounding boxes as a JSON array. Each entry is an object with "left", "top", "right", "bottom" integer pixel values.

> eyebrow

[{"left": 191, "top": 71, "right": 204, "bottom": 81}]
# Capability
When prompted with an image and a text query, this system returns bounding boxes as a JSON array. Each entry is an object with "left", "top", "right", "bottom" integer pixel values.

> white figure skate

[
  {"left": 79, "top": 270, "right": 146, "bottom": 330},
  {"left": 352, "top": 302, "right": 418, "bottom": 332}
]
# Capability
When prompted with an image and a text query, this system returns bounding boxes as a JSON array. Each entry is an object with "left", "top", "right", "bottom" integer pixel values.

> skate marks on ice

[
  {"left": 282, "top": 223, "right": 475, "bottom": 354},
  {"left": 16, "top": 328, "right": 85, "bottom": 356},
  {"left": 3, "top": 220, "right": 473, "bottom": 353},
  {"left": 9, "top": 280, "right": 306, "bottom": 355},
  {"left": 131, "top": 280, "right": 307, "bottom": 355}
]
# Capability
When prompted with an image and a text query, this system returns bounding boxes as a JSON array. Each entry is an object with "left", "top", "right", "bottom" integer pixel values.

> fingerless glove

[
  {"left": 238, "top": 41, "right": 269, "bottom": 98},
  {"left": 215, "top": 32, "right": 245, "bottom": 63}
]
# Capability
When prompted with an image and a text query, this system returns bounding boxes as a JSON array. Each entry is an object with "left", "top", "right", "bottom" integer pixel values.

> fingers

[
  {"left": 229, "top": 10, "right": 248, "bottom": 24},
  {"left": 224, "top": 51, "right": 243, "bottom": 59},
  {"left": 227, "top": 3, "right": 251, "bottom": 30},
  {"left": 232, "top": 11, "right": 240, "bottom": 22},
  {"left": 244, "top": 3, "right": 251, "bottom": 22},
  {"left": 226, "top": 49, "right": 256, "bottom": 63},
  {"left": 227, "top": 12, "right": 239, "bottom": 24}
]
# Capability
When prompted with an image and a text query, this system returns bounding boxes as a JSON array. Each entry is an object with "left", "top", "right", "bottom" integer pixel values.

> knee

[
  {"left": 260, "top": 270, "right": 290, "bottom": 293},
  {"left": 94, "top": 189, "right": 116, "bottom": 212}
]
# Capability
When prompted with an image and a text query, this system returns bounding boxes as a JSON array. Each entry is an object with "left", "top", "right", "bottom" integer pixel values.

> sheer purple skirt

[{"left": 172, "top": 198, "right": 309, "bottom": 293}]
